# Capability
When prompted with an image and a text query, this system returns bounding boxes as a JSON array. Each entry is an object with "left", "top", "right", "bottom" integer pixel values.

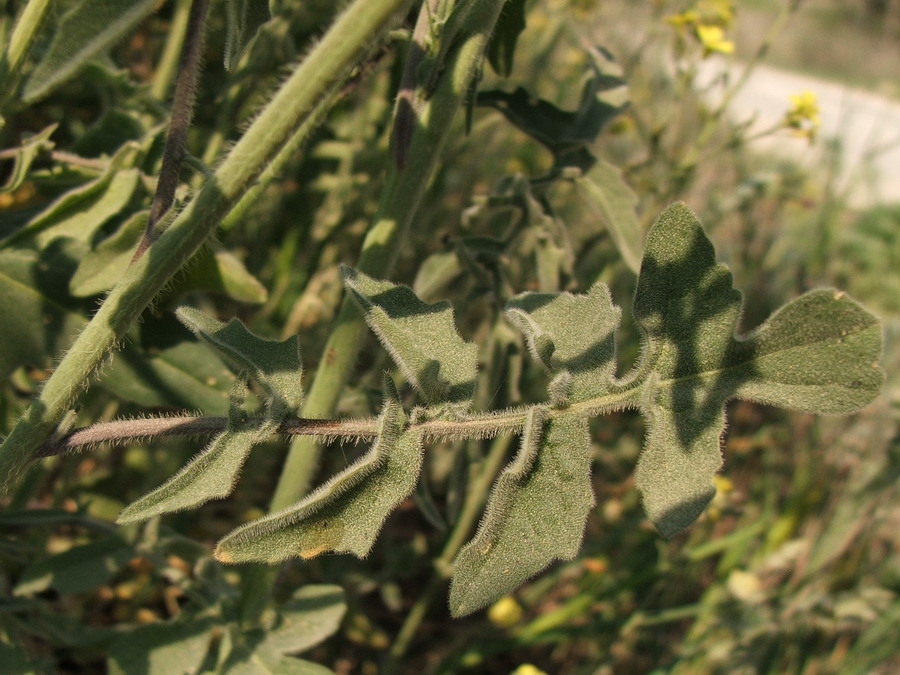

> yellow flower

[
  {"left": 511, "top": 666, "right": 549, "bottom": 675},
  {"left": 785, "top": 90, "right": 821, "bottom": 141},
  {"left": 488, "top": 596, "right": 524, "bottom": 628},
  {"left": 696, "top": 24, "right": 734, "bottom": 54}
]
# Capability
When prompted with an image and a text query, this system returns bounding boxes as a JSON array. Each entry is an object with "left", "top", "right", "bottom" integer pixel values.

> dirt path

[{"left": 695, "top": 57, "right": 900, "bottom": 207}]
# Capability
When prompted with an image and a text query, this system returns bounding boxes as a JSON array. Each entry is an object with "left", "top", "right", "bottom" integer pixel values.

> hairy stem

[
  {"left": 0, "top": 0, "right": 415, "bottom": 497},
  {"left": 135, "top": 0, "right": 210, "bottom": 258}
]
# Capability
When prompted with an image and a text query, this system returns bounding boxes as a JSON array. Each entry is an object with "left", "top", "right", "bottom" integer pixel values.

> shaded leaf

[
  {"left": 450, "top": 408, "right": 594, "bottom": 616},
  {"left": 117, "top": 421, "right": 276, "bottom": 524},
  {"left": 343, "top": 266, "right": 478, "bottom": 405},
  {"left": 23, "top": 0, "right": 159, "bottom": 103},
  {"left": 254, "top": 585, "right": 346, "bottom": 662},
  {"left": 215, "top": 384, "right": 421, "bottom": 563},
  {"left": 575, "top": 158, "right": 644, "bottom": 273},
  {"left": 0, "top": 124, "right": 57, "bottom": 194},
  {"left": 176, "top": 246, "right": 268, "bottom": 304},
  {"left": 68, "top": 209, "right": 147, "bottom": 296},
  {"left": 486, "top": 0, "right": 527, "bottom": 77},
  {"left": 2, "top": 166, "right": 142, "bottom": 249},
  {"left": 506, "top": 281, "right": 621, "bottom": 403},
  {"left": 176, "top": 307, "right": 303, "bottom": 415},
  {"left": 224, "top": 0, "right": 272, "bottom": 71},
  {"left": 107, "top": 615, "right": 216, "bottom": 675},
  {"left": 13, "top": 536, "right": 134, "bottom": 595},
  {"left": 0, "top": 248, "right": 86, "bottom": 378},
  {"left": 632, "top": 203, "right": 883, "bottom": 536}
]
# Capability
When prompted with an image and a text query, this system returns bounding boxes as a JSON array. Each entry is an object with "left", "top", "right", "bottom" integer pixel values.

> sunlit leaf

[
  {"left": 23, "top": 0, "right": 159, "bottom": 103},
  {"left": 107, "top": 614, "right": 217, "bottom": 675},
  {"left": 575, "top": 158, "right": 644, "bottom": 273},
  {"left": 505, "top": 282, "right": 621, "bottom": 403},
  {"left": 450, "top": 408, "right": 594, "bottom": 616},
  {"left": 215, "top": 383, "right": 422, "bottom": 563},
  {"left": 176, "top": 307, "right": 303, "bottom": 415},
  {"left": 117, "top": 420, "right": 276, "bottom": 524},
  {"left": 343, "top": 267, "right": 478, "bottom": 406},
  {"left": 632, "top": 203, "right": 883, "bottom": 536}
]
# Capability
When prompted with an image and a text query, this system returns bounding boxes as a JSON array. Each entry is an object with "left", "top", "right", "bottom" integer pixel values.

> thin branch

[
  {"left": 37, "top": 415, "right": 379, "bottom": 458},
  {"left": 134, "top": 0, "right": 210, "bottom": 259}
]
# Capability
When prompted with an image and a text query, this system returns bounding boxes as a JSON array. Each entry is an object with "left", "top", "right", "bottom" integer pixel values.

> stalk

[
  {"left": 0, "top": 0, "right": 53, "bottom": 111},
  {"left": 0, "top": 0, "right": 415, "bottom": 496}
]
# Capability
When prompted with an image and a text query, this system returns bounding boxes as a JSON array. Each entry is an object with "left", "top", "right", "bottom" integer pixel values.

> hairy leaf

[
  {"left": 486, "top": 0, "right": 527, "bottom": 77},
  {"left": 23, "top": 0, "right": 159, "bottom": 103},
  {"left": 633, "top": 203, "right": 883, "bottom": 536},
  {"left": 575, "top": 158, "right": 644, "bottom": 273},
  {"left": 215, "top": 385, "right": 422, "bottom": 563},
  {"left": 176, "top": 307, "right": 303, "bottom": 415},
  {"left": 224, "top": 0, "right": 272, "bottom": 71},
  {"left": 343, "top": 267, "right": 478, "bottom": 405},
  {"left": 506, "top": 282, "right": 621, "bottom": 403},
  {"left": 117, "top": 421, "right": 276, "bottom": 524},
  {"left": 450, "top": 408, "right": 594, "bottom": 616}
]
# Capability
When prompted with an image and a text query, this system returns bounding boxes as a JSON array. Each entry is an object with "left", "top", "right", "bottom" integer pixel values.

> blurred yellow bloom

[
  {"left": 488, "top": 595, "right": 524, "bottom": 627},
  {"left": 785, "top": 90, "right": 821, "bottom": 141},
  {"left": 713, "top": 475, "right": 733, "bottom": 493},
  {"left": 511, "top": 666, "right": 549, "bottom": 675},
  {"left": 696, "top": 24, "right": 734, "bottom": 54}
]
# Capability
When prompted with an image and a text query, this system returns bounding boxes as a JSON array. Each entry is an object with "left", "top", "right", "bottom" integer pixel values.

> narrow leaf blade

[
  {"left": 343, "top": 267, "right": 478, "bottom": 405},
  {"left": 224, "top": 0, "right": 272, "bottom": 71},
  {"left": 23, "top": 0, "right": 159, "bottom": 103},
  {"left": 449, "top": 409, "right": 594, "bottom": 616}
]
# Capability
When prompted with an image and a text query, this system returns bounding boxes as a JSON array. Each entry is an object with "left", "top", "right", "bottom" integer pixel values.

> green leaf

[
  {"left": 486, "top": 0, "right": 526, "bottom": 77},
  {"left": 22, "top": 0, "right": 159, "bottom": 103},
  {"left": 0, "top": 247, "right": 87, "bottom": 378},
  {"left": 2, "top": 166, "right": 142, "bottom": 249},
  {"left": 176, "top": 307, "right": 303, "bottom": 415},
  {"left": 505, "top": 282, "right": 621, "bottom": 404},
  {"left": 343, "top": 267, "right": 478, "bottom": 406},
  {"left": 224, "top": 0, "right": 272, "bottom": 71},
  {"left": 632, "top": 203, "right": 883, "bottom": 537},
  {"left": 13, "top": 535, "right": 134, "bottom": 595},
  {"left": 117, "top": 421, "right": 276, "bottom": 524},
  {"left": 175, "top": 245, "right": 268, "bottom": 305},
  {"left": 252, "top": 585, "right": 346, "bottom": 663},
  {"left": 107, "top": 614, "right": 217, "bottom": 675},
  {"left": 575, "top": 158, "right": 644, "bottom": 273},
  {"left": 0, "top": 123, "right": 57, "bottom": 194},
  {"left": 96, "top": 313, "right": 235, "bottom": 415},
  {"left": 449, "top": 408, "right": 594, "bottom": 617},
  {"left": 215, "top": 385, "right": 422, "bottom": 563}
]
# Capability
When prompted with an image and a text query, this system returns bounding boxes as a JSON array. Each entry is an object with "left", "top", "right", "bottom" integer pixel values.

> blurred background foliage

[{"left": 0, "top": 0, "right": 897, "bottom": 672}]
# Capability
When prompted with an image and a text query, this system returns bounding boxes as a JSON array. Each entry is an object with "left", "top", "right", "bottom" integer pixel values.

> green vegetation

[{"left": 0, "top": 1, "right": 896, "bottom": 672}]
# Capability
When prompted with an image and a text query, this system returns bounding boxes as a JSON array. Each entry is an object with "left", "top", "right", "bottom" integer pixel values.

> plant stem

[
  {"left": 0, "top": 0, "right": 52, "bottom": 112},
  {"left": 135, "top": 0, "right": 210, "bottom": 258},
  {"left": 0, "top": 0, "right": 416, "bottom": 497}
]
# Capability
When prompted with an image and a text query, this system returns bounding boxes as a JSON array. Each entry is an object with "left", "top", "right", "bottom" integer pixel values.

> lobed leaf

[
  {"left": 343, "top": 267, "right": 478, "bottom": 406},
  {"left": 632, "top": 203, "right": 883, "bottom": 537},
  {"left": 176, "top": 307, "right": 303, "bottom": 415},
  {"left": 117, "top": 421, "right": 276, "bottom": 524},
  {"left": 505, "top": 282, "right": 621, "bottom": 403},
  {"left": 449, "top": 408, "right": 594, "bottom": 616},
  {"left": 215, "top": 383, "right": 422, "bottom": 563},
  {"left": 23, "top": 0, "right": 160, "bottom": 103}
]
